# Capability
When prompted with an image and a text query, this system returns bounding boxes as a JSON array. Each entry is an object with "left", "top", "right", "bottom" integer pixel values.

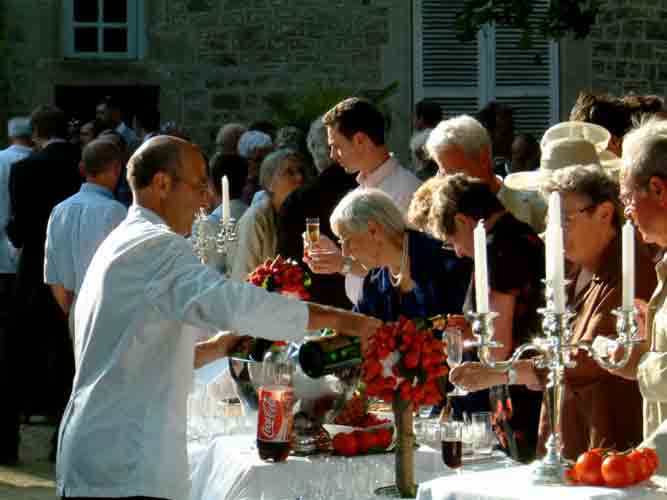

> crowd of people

[{"left": 0, "top": 89, "right": 667, "bottom": 500}]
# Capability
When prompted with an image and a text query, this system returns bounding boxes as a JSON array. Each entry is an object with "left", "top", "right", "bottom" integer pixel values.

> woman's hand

[
  {"left": 303, "top": 234, "right": 344, "bottom": 275},
  {"left": 449, "top": 362, "right": 505, "bottom": 392}
]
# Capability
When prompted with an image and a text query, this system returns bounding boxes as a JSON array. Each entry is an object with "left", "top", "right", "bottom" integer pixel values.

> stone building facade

[
  {"left": 1, "top": 0, "right": 665, "bottom": 156},
  {"left": 2, "top": 0, "right": 412, "bottom": 157}
]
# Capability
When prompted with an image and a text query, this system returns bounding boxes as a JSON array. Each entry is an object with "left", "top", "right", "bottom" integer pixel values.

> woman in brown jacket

[{"left": 451, "top": 164, "right": 656, "bottom": 460}]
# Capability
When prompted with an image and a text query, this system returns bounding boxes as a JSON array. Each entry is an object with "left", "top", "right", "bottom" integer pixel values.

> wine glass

[{"left": 445, "top": 328, "right": 469, "bottom": 397}]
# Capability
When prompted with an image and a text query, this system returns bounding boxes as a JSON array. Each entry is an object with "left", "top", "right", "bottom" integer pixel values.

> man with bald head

[
  {"left": 45, "top": 138, "right": 127, "bottom": 317},
  {"left": 56, "top": 136, "right": 381, "bottom": 500}
]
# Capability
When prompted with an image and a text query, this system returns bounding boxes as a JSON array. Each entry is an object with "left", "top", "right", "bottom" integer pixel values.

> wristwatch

[
  {"left": 340, "top": 256, "right": 354, "bottom": 275},
  {"left": 506, "top": 365, "right": 518, "bottom": 385}
]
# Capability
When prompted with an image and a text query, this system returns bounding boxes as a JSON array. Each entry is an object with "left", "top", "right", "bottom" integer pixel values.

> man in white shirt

[
  {"left": 56, "top": 136, "right": 380, "bottom": 500},
  {"left": 0, "top": 117, "right": 32, "bottom": 464},
  {"left": 426, "top": 115, "right": 546, "bottom": 233},
  {"left": 44, "top": 139, "right": 127, "bottom": 317},
  {"left": 304, "top": 97, "right": 421, "bottom": 305}
]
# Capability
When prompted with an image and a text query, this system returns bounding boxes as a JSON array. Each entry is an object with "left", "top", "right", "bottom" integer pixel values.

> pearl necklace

[{"left": 389, "top": 233, "right": 409, "bottom": 288}]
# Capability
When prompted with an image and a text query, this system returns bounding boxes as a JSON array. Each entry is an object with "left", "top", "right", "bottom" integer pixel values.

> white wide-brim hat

[{"left": 504, "top": 121, "right": 624, "bottom": 191}]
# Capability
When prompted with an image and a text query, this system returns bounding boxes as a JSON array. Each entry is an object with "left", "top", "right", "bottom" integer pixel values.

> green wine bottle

[{"left": 298, "top": 334, "right": 362, "bottom": 378}]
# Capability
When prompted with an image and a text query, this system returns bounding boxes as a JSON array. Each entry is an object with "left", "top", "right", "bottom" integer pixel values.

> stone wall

[
  {"left": 4, "top": 0, "right": 411, "bottom": 155},
  {"left": 590, "top": 0, "right": 667, "bottom": 97}
]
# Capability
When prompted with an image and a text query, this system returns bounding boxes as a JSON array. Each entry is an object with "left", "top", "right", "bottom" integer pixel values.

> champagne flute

[
  {"left": 445, "top": 328, "right": 469, "bottom": 397},
  {"left": 306, "top": 217, "right": 320, "bottom": 245}
]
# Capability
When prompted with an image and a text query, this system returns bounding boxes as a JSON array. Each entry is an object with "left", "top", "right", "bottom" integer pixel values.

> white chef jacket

[{"left": 56, "top": 205, "right": 309, "bottom": 500}]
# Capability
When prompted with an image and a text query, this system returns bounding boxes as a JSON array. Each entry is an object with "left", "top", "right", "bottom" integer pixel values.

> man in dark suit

[
  {"left": 277, "top": 117, "right": 357, "bottom": 310},
  {"left": 1, "top": 105, "right": 81, "bottom": 464}
]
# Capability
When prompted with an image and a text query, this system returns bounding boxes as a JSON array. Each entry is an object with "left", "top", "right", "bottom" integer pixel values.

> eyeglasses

[
  {"left": 546, "top": 204, "right": 597, "bottom": 228},
  {"left": 620, "top": 187, "right": 648, "bottom": 208},
  {"left": 175, "top": 176, "right": 209, "bottom": 195}
]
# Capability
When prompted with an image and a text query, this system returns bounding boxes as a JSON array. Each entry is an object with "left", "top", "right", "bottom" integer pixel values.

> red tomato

[
  {"left": 628, "top": 449, "right": 651, "bottom": 482},
  {"left": 376, "top": 428, "right": 393, "bottom": 449},
  {"left": 575, "top": 450, "right": 604, "bottom": 486},
  {"left": 359, "top": 431, "right": 379, "bottom": 452},
  {"left": 332, "top": 433, "right": 357, "bottom": 456},
  {"left": 642, "top": 448, "right": 659, "bottom": 473},
  {"left": 564, "top": 467, "right": 578, "bottom": 484},
  {"left": 601, "top": 454, "right": 632, "bottom": 488},
  {"left": 625, "top": 456, "right": 638, "bottom": 484}
]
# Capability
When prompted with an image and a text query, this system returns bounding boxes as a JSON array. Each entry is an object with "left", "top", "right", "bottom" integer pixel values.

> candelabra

[
  {"left": 466, "top": 280, "right": 642, "bottom": 485},
  {"left": 192, "top": 208, "right": 237, "bottom": 267}
]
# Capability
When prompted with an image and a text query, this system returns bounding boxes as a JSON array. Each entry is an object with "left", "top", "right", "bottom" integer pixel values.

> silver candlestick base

[{"left": 193, "top": 208, "right": 237, "bottom": 265}]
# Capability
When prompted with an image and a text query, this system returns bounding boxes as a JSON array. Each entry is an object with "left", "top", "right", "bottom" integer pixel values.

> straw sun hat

[{"left": 504, "top": 121, "right": 624, "bottom": 191}]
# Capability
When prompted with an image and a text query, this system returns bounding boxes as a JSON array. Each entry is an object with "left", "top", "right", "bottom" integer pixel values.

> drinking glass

[
  {"left": 306, "top": 217, "right": 320, "bottom": 244},
  {"left": 445, "top": 328, "right": 469, "bottom": 396},
  {"left": 440, "top": 421, "right": 463, "bottom": 470},
  {"left": 471, "top": 411, "right": 495, "bottom": 456}
]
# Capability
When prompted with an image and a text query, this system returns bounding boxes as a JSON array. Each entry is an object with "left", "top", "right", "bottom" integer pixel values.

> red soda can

[{"left": 256, "top": 386, "right": 294, "bottom": 462}]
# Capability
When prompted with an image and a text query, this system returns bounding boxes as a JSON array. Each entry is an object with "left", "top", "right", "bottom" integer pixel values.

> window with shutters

[
  {"left": 63, "top": 0, "right": 145, "bottom": 59},
  {"left": 414, "top": 0, "right": 559, "bottom": 139}
]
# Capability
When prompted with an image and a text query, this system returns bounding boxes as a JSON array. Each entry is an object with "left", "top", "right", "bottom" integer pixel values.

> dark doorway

[{"left": 54, "top": 85, "right": 160, "bottom": 128}]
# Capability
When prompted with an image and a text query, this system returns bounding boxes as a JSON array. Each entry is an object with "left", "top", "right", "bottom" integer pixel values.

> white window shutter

[
  {"left": 488, "top": 1, "right": 559, "bottom": 138},
  {"left": 414, "top": 0, "right": 481, "bottom": 118},
  {"left": 414, "top": 0, "right": 559, "bottom": 137}
]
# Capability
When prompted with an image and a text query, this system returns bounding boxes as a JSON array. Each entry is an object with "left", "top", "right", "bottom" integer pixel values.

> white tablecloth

[
  {"left": 188, "top": 434, "right": 510, "bottom": 500},
  {"left": 416, "top": 464, "right": 667, "bottom": 500}
]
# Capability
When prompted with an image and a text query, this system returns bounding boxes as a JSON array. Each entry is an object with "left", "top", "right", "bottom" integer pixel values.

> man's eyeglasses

[{"left": 176, "top": 177, "right": 209, "bottom": 195}]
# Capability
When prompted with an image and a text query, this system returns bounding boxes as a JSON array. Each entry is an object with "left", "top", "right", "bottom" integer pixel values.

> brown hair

[{"left": 322, "top": 97, "right": 385, "bottom": 146}]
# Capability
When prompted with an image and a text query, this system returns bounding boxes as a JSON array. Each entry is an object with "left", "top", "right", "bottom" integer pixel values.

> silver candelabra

[
  {"left": 192, "top": 208, "right": 237, "bottom": 266},
  {"left": 465, "top": 279, "right": 643, "bottom": 484}
]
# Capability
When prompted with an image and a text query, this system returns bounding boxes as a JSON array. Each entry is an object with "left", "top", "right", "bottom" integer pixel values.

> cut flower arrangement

[{"left": 361, "top": 316, "right": 449, "bottom": 498}]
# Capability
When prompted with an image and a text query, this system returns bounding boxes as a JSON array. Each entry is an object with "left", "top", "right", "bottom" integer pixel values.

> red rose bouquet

[
  {"left": 361, "top": 316, "right": 449, "bottom": 497},
  {"left": 247, "top": 255, "right": 311, "bottom": 300},
  {"left": 362, "top": 316, "right": 448, "bottom": 407}
]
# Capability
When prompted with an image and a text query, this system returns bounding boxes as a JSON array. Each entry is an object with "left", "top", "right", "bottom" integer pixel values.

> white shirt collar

[{"left": 356, "top": 155, "right": 397, "bottom": 189}]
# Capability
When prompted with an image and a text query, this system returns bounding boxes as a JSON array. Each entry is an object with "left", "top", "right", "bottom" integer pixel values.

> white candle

[
  {"left": 548, "top": 191, "right": 562, "bottom": 228},
  {"left": 222, "top": 175, "right": 231, "bottom": 226},
  {"left": 622, "top": 220, "right": 635, "bottom": 310},
  {"left": 474, "top": 220, "right": 490, "bottom": 313},
  {"left": 546, "top": 192, "right": 566, "bottom": 313}
]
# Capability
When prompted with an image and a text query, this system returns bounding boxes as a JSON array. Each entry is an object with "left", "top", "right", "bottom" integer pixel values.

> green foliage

[
  {"left": 456, "top": 0, "right": 601, "bottom": 48},
  {"left": 263, "top": 80, "right": 399, "bottom": 133}
]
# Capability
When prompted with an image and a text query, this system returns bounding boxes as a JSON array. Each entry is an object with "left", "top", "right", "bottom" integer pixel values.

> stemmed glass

[{"left": 445, "top": 328, "right": 469, "bottom": 397}]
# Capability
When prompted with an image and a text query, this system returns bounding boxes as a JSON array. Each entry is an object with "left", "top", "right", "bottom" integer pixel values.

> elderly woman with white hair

[
  {"left": 328, "top": 188, "right": 470, "bottom": 325},
  {"left": 230, "top": 148, "right": 305, "bottom": 281}
]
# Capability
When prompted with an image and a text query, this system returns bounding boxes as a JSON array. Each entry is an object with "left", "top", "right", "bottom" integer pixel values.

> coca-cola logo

[{"left": 258, "top": 391, "right": 283, "bottom": 440}]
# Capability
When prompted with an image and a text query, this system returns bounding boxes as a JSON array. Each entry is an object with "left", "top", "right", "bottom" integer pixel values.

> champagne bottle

[{"left": 298, "top": 334, "right": 362, "bottom": 378}]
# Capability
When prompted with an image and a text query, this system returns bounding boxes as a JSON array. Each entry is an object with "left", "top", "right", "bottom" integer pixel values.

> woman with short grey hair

[
  {"left": 307, "top": 116, "right": 334, "bottom": 173},
  {"left": 230, "top": 149, "right": 305, "bottom": 281},
  {"left": 324, "top": 188, "right": 471, "bottom": 327}
]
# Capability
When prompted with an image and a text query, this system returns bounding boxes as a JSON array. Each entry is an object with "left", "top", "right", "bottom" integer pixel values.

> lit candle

[
  {"left": 474, "top": 220, "right": 490, "bottom": 313},
  {"left": 622, "top": 220, "right": 635, "bottom": 310},
  {"left": 546, "top": 192, "right": 566, "bottom": 313},
  {"left": 222, "top": 175, "right": 230, "bottom": 226}
]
